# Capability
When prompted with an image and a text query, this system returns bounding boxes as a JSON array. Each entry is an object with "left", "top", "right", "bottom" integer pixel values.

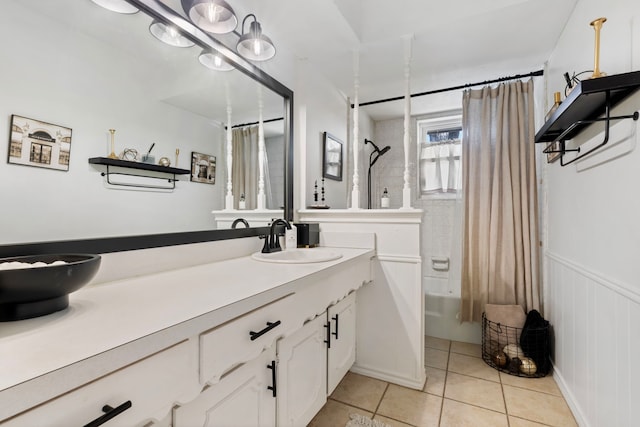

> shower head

[
  {"left": 364, "top": 139, "right": 391, "bottom": 209},
  {"left": 364, "top": 138, "right": 381, "bottom": 152},
  {"left": 369, "top": 145, "right": 390, "bottom": 167}
]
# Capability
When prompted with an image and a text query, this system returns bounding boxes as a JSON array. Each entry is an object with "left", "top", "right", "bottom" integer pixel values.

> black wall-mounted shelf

[
  {"left": 89, "top": 157, "right": 190, "bottom": 174},
  {"left": 88, "top": 157, "right": 190, "bottom": 189},
  {"left": 535, "top": 71, "right": 640, "bottom": 166}
]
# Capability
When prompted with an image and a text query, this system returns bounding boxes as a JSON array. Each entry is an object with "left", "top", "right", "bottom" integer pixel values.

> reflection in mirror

[
  {"left": 230, "top": 120, "right": 285, "bottom": 211},
  {"left": 0, "top": 0, "right": 289, "bottom": 246}
]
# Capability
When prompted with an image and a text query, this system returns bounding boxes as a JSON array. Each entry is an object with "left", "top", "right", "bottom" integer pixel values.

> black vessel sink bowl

[{"left": 0, "top": 254, "right": 101, "bottom": 321}]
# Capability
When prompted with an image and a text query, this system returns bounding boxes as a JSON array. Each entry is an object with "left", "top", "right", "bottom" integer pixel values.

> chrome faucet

[
  {"left": 261, "top": 219, "right": 291, "bottom": 253},
  {"left": 231, "top": 218, "right": 250, "bottom": 228}
]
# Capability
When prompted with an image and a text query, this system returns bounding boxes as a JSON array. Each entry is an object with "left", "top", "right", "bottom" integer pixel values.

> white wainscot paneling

[
  {"left": 353, "top": 256, "right": 424, "bottom": 388},
  {"left": 546, "top": 252, "right": 639, "bottom": 427},
  {"left": 297, "top": 209, "right": 425, "bottom": 389}
]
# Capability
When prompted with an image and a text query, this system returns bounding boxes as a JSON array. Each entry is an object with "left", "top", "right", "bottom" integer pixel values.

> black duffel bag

[{"left": 519, "top": 309, "right": 550, "bottom": 375}]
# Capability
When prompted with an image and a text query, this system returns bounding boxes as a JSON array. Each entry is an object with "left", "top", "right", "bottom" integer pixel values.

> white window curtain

[
  {"left": 419, "top": 141, "right": 461, "bottom": 194},
  {"left": 460, "top": 80, "right": 541, "bottom": 323},
  {"left": 418, "top": 117, "right": 462, "bottom": 196}
]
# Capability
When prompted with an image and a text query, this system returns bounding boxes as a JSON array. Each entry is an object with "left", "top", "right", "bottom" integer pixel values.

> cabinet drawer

[
  {"left": 2, "top": 340, "right": 197, "bottom": 427},
  {"left": 324, "top": 258, "right": 370, "bottom": 305},
  {"left": 293, "top": 257, "right": 370, "bottom": 323},
  {"left": 200, "top": 294, "right": 295, "bottom": 384}
]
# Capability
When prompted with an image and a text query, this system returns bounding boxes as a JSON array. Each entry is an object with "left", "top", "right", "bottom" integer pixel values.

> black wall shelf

[
  {"left": 88, "top": 157, "right": 190, "bottom": 190},
  {"left": 89, "top": 157, "right": 190, "bottom": 175},
  {"left": 535, "top": 71, "right": 640, "bottom": 166}
]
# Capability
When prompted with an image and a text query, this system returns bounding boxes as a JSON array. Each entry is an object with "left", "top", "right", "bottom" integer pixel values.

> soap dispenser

[
  {"left": 381, "top": 187, "right": 390, "bottom": 208},
  {"left": 239, "top": 193, "right": 246, "bottom": 210},
  {"left": 285, "top": 223, "right": 297, "bottom": 251}
]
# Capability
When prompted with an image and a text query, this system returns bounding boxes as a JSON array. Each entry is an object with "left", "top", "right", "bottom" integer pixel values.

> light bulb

[
  {"left": 253, "top": 39, "right": 261, "bottom": 56},
  {"left": 150, "top": 20, "right": 195, "bottom": 48},
  {"left": 198, "top": 50, "right": 233, "bottom": 71},
  {"left": 90, "top": 0, "right": 138, "bottom": 14},
  {"left": 206, "top": 3, "right": 221, "bottom": 23}
]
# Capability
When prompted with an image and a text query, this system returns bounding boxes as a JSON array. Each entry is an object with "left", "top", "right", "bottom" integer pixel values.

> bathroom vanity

[{"left": 0, "top": 244, "right": 373, "bottom": 426}]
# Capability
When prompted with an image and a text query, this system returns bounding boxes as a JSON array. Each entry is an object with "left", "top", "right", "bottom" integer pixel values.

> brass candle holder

[
  {"left": 590, "top": 17, "right": 607, "bottom": 79},
  {"left": 108, "top": 129, "right": 118, "bottom": 159}
]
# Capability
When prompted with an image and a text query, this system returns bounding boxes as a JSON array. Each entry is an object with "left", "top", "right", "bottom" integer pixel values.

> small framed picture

[
  {"left": 190, "top": 151, "right": 216, "bottom": 184},
  {"left": 545, "top": 141, "right": 561, "bottom": 163},
  {"left": 322, "top": 132, "right": 343, "bottom": 181},
  {"left": 8, "top": 115, "right": 72, "bottom": 171}
]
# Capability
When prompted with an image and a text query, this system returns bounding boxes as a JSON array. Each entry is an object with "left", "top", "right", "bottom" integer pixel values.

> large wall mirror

[{"left": 0, "top": 0, "right": 293, "bottom": 255}]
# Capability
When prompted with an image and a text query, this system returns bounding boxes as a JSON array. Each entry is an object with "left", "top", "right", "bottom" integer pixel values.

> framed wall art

[
  {"left": 545, "top": 141, "right": 561, "bottom": 163},
  {"left": 322, "top": 131, "right": 343, "bottom": 181},
  {"left": 190, "top": 151, "right": 216, "bottom": 184},
  {"left": 8, "top": 115, "right": 72, "bottom": 171}
]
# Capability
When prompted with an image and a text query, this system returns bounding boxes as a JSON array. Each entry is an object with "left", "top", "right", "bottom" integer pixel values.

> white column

[
  {"left": 257, "top": 85, "right": 266, "bottom": 210},
  {"left": 224, "top": 85, "right": 234, "bottom": 210},
  {"left": 401, "top": 35, "right": 413, "bottom": 209},
  {"left": 350, "top": 51, "right": 361, "bottom": 209}
]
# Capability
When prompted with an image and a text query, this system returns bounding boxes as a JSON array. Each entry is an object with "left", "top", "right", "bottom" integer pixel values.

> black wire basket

[{"left": 481, "top": 312, "right": 550, "bottom": 377}]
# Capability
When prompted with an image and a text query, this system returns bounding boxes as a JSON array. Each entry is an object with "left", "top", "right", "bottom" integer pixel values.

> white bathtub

[{"left": 424, "top": 277, "right": 481, "bottom": 344}]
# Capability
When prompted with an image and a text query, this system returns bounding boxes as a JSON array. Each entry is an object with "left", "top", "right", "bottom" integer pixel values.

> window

[{"left": 417, "top": 113, "right": 462, "bottom": 197}]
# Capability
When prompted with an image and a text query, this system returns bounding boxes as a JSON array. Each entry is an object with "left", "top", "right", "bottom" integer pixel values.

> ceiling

[
  {"left": 183, "top": 0, "right": 579, "bottom": 120},
  {"left": 51, "top": 0, "right": 579, "bottom": 123},
  {"left": 24, "top": 0, "right": 287, "bottom": 135}
]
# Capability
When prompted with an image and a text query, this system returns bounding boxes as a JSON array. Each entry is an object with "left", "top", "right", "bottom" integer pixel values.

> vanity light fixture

[
  {"left": 149, "top": 20, "right": 195, "bottom": 48},
  {"left": 236, "top": 14, "right": 276, "bottom": 62},
  {"left": 198, "top": 50, "right": 234, "bottom": 71},
  {"left": 90, "top": 0, "right": 139, "bottom": 14},
  {"left": 181, "top": 0, "right": 238, "bottom": 34}
]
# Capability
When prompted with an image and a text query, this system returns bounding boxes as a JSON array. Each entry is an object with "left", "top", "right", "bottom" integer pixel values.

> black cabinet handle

[
  {"left": 83, "top": 400, "right": 132, "bottom": 427},
  {"left": 324, "top": 321, "right": 331, "bottom": 348},
  {"left": 332, "top": 314, "right": 339, "bottom": 340},
  {"left": 249, "top": 320, "right": 281, "bottom": 341},
  {"left": 267, "top": 360, "right": 277, "bottom": 397}
]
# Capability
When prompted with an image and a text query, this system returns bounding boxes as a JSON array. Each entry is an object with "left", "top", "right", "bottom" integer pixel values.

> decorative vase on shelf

[
  {"left": 590, "top": 17, "right": 607, "bottom": 79},
  {"left": 544, "top": 92, "right": 562, "bottom": 122},
  {"left": 107, "top": 129, "right": 118, "bottom": 159}
]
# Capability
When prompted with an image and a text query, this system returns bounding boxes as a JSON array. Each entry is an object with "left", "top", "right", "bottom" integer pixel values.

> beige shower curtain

[
  {"left": 232, "top": 127, "right": 259, "bottom": 209},
  {"left": 460, "top": 80, "right": 540, "bottom": 323},
  {"left": 231, "top": 126, "right": 274, "bottom": 209}
]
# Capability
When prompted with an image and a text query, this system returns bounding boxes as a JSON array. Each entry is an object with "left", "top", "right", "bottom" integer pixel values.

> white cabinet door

[
  {"left": 327, "top": 291, "right": 357, "bottom": 395},
  {"left": 174, "top": 346, "right": 276, "bottom": 427},
  {"left": 276, "top": 314, "right": 327, "bottom": 427}
]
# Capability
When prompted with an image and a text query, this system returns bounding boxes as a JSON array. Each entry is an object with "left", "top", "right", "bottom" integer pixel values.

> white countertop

[{"left": 0, "top": 247, "right": 372, "bottom": 397}]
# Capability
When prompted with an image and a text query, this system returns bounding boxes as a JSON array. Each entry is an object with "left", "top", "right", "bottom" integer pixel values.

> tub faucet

[
  {"left": 231, "top": 218, "right": 250, "bottom": 228},
  {"left": 262, "top": 219, "right": 291, "bottom": 253}
]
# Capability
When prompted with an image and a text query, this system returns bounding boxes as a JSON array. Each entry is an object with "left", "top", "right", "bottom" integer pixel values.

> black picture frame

[
  {"left": 322, "top": 132, "right": 342, "bottom": 181},
  {"left": 545, "top": 141, "right": 561, "bottom": 163},
  {"left": 8, "top": 114, "right": 72, "bottom": 171},
  {"left": 190, "top": 151, "right": 216, "bottom": 184}
]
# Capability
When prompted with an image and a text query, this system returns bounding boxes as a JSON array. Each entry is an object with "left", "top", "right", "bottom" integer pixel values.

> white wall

[
  {"left": 0, "top": 1, "right": 225, "bottom": 244},
  {"left": 345, "top": 106, "right": 375, "bottom": 209},
  {"left": 294, "top": 59, "right": 356, "bottom": 210},
  {"left": 543, "top": 1, "right": 640, "bottom": 425}
]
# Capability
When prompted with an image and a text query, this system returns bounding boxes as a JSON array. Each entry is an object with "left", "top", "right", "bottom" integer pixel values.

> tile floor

[{"left": 308, "top": 336, "right": 577, "bottom": 427}]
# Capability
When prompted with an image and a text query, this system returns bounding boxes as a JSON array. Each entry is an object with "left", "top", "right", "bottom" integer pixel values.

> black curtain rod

[
  {"left": 228, "top": 117, "right": 284, "bottom": 129},
  {"left": 351, "top": 69, "right": 544, "bottom": 108}
]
